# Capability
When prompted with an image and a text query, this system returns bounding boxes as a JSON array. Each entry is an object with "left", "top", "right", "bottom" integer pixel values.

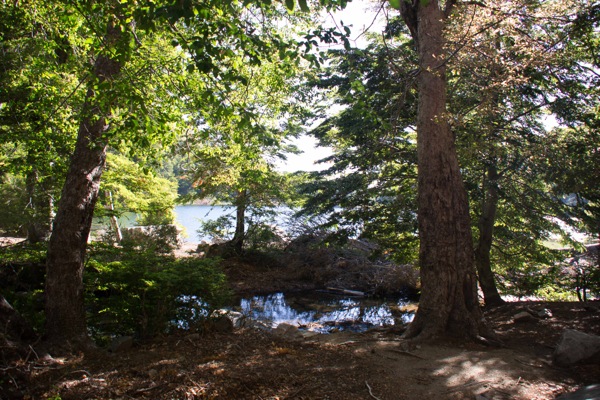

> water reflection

[{"left": 238, "top": 292, "right": 415, "bottom": 333}]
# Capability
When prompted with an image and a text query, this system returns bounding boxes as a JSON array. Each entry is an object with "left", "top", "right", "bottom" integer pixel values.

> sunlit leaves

[{"left": 388, "top": 0, "right": 401, "bottom": 11}]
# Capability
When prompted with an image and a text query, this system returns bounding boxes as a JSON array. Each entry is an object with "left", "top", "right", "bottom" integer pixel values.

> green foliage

[
  {"left": 297, "top": 24, "right": 420, "bottom": 263},
  {"left": 120, "top": 224, "right": 182, "bottom": 254},
  {"left": 85, "top": 244, "right": 230, "bottom": 342},
  {"left": 98, "top": 152, "right": 178, "bottom": 226},
  {"left": 0, "top": 173, "right": 28, "bottom": 235},
  {"left": 198, "top": 207, "right": 287, "bottom": 251},
  {"left": 0, "top": 240, "right": 46, "bottom": 265},
  {"left": 0, "top": 242, "right": 47, "bottom": 332}
]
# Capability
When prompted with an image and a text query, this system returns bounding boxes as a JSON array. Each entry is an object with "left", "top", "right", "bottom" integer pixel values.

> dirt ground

[
  {"left": 2, "top": 239, "right": 600, "bottom": 399},
  {"left": 2, "top": 301, "right": 599, "bottom": 399}
]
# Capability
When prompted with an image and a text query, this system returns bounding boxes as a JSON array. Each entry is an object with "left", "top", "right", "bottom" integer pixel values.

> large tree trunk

[
  {"left": 475, "top": 164, "right": 505, "bottom": 306},
  {"left": 44, "top": 24, "right": 122, "bottom": 346},
  {"left": 400, "top": 0, "right": 491, "bottom": 341}
]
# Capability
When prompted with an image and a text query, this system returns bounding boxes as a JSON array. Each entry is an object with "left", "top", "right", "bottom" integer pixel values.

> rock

[
  {"left": 556, "top": 384, "right": 600, "bottom": 399},
  {"left": 211, "top": 309, "right": 246, "bottom": 329},
  {"left": 227, "top": 311, "right": 246, "bottom": 329},
  {"left": 274, "top": 323, "right": 301, "bottom": 338},
  {"left": 553, "top": 329, "right": 600, "bottom": 366},
  {"left": 208, "top": 316, "right": 234, "bottom": 333},
  {"left": 537, "top": 308, "right": 553, "bottom": 319},
  {"left": 244, "top": 319, "right": 271, "bottom": 331},
  {"left": 110, "top": 336, "right": 133, "bottom": 353},
  {"left": 513, "top": 311, "right": 535, "bottom": 323}
]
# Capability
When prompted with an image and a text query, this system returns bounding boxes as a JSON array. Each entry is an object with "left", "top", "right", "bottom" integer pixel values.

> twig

[
  {"left": 288, "top": 383, "right": 322, "bottom": 399},
  {"left": 135, "top": 383, "right": 164, "bottom": 394},
  {"left": 7, "top": 373, "right": 18, "bottom": 388},
  {"left": 388, "top": 349, "right": 426, "bottom": 359},
  {"left": 514, "top": 358, "right": 544, "bottom": 368},
  {"left": 446, "top": 380, "right": 490, "bottom": 393},
  {"left": 28, "top": 345, "right": 40, "bottom": 361},
  {"left": 58, "top": 369, "right": 92, "bottom": 381},
  {"left": 365, "top": 381, "right": 382, "bottom": 400}
]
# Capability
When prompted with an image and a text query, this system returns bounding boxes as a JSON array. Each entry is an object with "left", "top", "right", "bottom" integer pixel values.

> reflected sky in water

[{"left": 238, "top": 292, "right": 415, "bottom": 333}]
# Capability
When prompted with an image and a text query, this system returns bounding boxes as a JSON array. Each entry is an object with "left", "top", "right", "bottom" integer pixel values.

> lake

[
  {"left": 176, "top": 205, "right": 299, "bottom": 243},
  {"left": 174, "top": 205, "right": 236, "bottom": 243},
  {"left": 93, "top": 204, "right": 297, "bottom": 244}
]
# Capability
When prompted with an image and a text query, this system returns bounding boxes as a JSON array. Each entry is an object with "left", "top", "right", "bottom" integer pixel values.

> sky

[{"left": 276, "top": 0, "right": 387, "bottom": 173}]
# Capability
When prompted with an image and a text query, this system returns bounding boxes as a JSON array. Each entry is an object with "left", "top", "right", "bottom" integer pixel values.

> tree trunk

[
  {"left": 400, "top": 0, "right": 491, "bottom": 341},
  {"left": 230, "top": 190, "right": 247, "bottom": 253},
  {"left": 105, "top": 191, "right": 123, "bottom": 242},
  {"left": 25, "top": 167, "right": 51, "bottom": 243},
  {"left": 475, "top": 165, "right": 505, "bottom": 306},
  {"left": 44, "top": 24, "right": 122, "bottom": 346}
]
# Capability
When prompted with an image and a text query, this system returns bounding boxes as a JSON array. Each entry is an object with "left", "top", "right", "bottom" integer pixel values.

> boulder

[{"left": 553, "top": 329, "right": 600, "bottom": 366}]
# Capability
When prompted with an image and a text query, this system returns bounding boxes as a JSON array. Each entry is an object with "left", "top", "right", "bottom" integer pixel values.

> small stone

[
  {"left": 148, "top": 369, "right": 158, "bottom": 379},
  {"left": 186, "top": 333, "right": 201, "bottom": 341},
  {"left": 513, "top": 311, "right": 535, "bottom": 323}
]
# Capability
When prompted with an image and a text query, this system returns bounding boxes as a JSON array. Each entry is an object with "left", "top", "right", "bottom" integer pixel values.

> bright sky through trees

[{"left": 276, "top": 0, "right": 386, "bottom": 172}]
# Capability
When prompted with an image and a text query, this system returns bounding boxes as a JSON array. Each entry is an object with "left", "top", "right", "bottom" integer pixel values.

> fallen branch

[{"left": 365, "top": 381, "right": 383, "bottom": 400}]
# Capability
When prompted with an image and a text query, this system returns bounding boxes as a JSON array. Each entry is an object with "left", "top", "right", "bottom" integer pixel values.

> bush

[
  {"left": 0, "top": 242, "right": 47, "bottom": 333},
  {"left": 120, "top": 224, "right": 182, "bottom": 254},
  {"left": 85, "top": 246, "right": 230, "bottom": 343}
]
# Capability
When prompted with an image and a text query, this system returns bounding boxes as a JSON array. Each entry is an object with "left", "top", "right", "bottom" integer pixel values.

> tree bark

[
  {"left": 25, "top": 166, "right": 51, "bottom": 243},
  {"left": 400, "top": 0, "right": 491, "bottom": 341},
  {"left": 44, "top": 24, "right": 122, "bottom": 346},
  {"left": 230, "top": 189, "right": 247, "bottom": 253},
  {"left": 475, "top": 164, "right": 505, "bottom": 306},
  {"left": 105, "top": 191, "right": 123, "bottom": 242}
]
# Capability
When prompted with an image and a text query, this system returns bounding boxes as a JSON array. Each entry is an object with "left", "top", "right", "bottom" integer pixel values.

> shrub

[{"left": 85, "top": 246, "right": 230, "bottom": 343}]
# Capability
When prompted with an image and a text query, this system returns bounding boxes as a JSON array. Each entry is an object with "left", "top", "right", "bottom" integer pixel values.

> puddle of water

[{"left": 235, "top": 292, "right": 416, "bottom": 333}]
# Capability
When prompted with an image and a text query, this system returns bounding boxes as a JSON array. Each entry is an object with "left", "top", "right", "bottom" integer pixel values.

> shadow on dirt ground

[{"left": 2, "top": 301, "right": 599, "bottom": 399}]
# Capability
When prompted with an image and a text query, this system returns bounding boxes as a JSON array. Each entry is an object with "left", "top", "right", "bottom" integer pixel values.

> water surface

[{"left": 236, "top": 292, "right": 416, "bottom": 333}]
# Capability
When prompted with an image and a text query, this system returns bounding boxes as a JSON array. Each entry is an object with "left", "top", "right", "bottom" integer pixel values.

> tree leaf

[
  {"left": 298, "top": 0, "right": 309, "bottom": 12},
  {"left": 285, "top": 0, "right": 295, "bottom": 11},
  {"left": 389, "top": 0, "right": 401, "bottom": 10}
]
